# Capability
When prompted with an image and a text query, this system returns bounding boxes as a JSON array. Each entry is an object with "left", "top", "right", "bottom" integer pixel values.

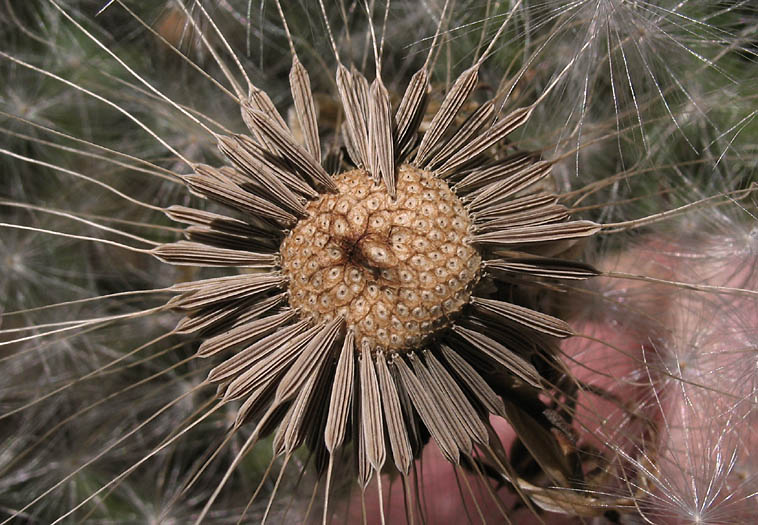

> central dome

[{"left": 280, "top": 164, "right": 481, "bottom": 352}]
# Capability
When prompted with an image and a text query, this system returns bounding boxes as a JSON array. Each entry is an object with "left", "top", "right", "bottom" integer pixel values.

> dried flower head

[{"left": 144, "top": 9, "right": 603, "bottom": 517}]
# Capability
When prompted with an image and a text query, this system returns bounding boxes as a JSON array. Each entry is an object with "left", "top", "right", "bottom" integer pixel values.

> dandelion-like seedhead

[
  {"left": 150, "top": 34, "right": 604, "bottom": 519},
  {"left": 2, "top": 1, "right": 758, "bottom": 524}
]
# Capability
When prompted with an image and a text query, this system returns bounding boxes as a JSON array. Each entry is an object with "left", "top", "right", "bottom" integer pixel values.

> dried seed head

[{"left": 281, "top": 164, "right": 481, "bottom": 352}]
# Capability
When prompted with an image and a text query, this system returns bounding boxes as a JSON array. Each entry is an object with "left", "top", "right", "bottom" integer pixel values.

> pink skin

[
  {"left": 346, "top": 235, "right": 758, "bottom": 524},
  {"left": 562, "top": 236, "right": 758, "bottom": 523},
  {"left": 633, "top": 237, "right": 758, "bottom": 523},
  {"left": 354, "top": 418, "right": 580, "bottom": 524}
]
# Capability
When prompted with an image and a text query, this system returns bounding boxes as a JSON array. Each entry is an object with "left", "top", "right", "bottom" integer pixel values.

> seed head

[{"left": 148, "top": 54, "right": 603, "bottom": 517}]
